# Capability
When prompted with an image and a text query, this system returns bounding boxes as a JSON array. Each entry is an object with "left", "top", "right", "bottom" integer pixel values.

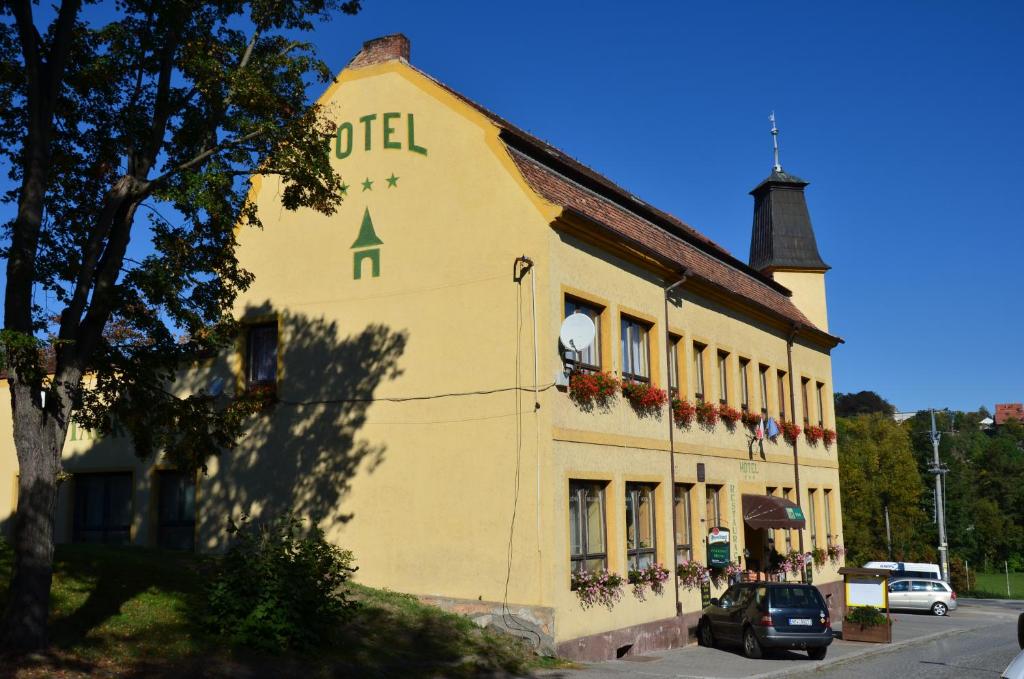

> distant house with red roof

[{"left": 994, "top": 403, "right": 1024, "bottom": 426}]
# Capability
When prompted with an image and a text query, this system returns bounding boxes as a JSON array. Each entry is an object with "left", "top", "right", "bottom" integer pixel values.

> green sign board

[
  {"left": 701, "top": 581, "right": 712, "bottom": 608},
  {"left": 785, "top": 506, "right": 805, "bottom": 521},
  {"left": 707, "top": 527, "right": 731, "bottom": 568}
]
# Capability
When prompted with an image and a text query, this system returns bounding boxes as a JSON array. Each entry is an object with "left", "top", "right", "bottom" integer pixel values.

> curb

[{"left": 743, "top": 627, "right": 972, "bottom": 679}]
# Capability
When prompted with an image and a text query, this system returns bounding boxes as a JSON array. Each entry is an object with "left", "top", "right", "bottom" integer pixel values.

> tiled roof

[
  {"left": 995, "top": 403, "right": 1024, "bottom": 425},
  {"left": 346, "top": 40, "right": 839, "bottom": 342},
  {"left": 508, "top": 149, "right": 818, "bottom": 332}
]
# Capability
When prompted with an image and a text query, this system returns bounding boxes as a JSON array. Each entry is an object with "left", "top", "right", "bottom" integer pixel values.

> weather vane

[{"left": 769, "top": 111, "right": 782, "bottom": 172}]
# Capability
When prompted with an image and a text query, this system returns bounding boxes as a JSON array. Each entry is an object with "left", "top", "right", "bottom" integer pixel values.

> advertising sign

[{"left": 707, "top": 527, "right": 731, "bottom": 568}]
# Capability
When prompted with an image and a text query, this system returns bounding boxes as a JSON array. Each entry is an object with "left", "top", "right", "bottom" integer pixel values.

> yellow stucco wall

[
  {"left": 772, "top": 270, "right": 829, "bottom": 331},
  {"left": 0, "top": 57, "right": 846, "bottom": 647}
]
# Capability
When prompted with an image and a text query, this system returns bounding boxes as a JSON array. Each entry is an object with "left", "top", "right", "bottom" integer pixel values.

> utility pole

[
  {"left": 930, "top": 409, "right": 950, "bottom": 582},
  {"left": 884, "top": 502, "right": 893, "bottom": 560}
]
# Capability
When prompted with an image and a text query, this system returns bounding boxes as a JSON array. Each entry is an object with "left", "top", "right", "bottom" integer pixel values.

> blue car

[{"left": 698, "top": 582, "right": 834, "bottom": 660}]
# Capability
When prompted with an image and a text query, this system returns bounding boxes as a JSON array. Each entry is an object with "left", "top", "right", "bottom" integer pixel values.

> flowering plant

[
  {"left": 780, "top": 420, "right": 802, "bottom": 445},
  {"left": 676, "top": 559, "right": 709, "bottom": 590},
  {"left": 718, "top": 404, "right": 742, "bottom": 429},
  {"left": 826, "top": 543, "right": 845, "bottom": 565},
  {"left": 628, "top": 563, "right": 671, "bottom": 600},
  {"left": 672, "top": 399, "right": 696, "bottom": 428},
  {"left": 695, "top": 400, "right": 719, "bottom": 428},
  {"left": 621, "top": 381, "right": 668, "bottom": 418},
  {"left": 804, "top": 425, "right": 824, "bottom": 445},
  {"left": 778, "top": 550, "right": 809, "bottom": 576},
  {"left": 811, "top": 547, "right": 827, "bottom": 569},
  {"left": 241, "top": 382, "right": 278, "bottom": 412},
  {"left": 741, "top": 410, "right": 761, "bottom": 430},
  {"left": 708, "top": 560, "right": 742, "bottom": 587},
  {"left": 823, "top": 428, "right": 837, "bottom": 448},
  {"left": 571, "top": 568, "right": 624, "bottom": 610},
  {"left": 568, "top": 370, "right": 619, "bottom": 411}
]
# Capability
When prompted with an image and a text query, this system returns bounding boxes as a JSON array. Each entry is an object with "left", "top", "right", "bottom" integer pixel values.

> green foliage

[
  {"left": 844, "top": 605, "right": 888, "bottom": 627},
  {"left": 837, "top": 414, "right": 930, "bottom": 565},
  {"left": 834, "top": 391, "right": 896, "bottom": 418},
  {"left": 206, "top": 513, "right": 357, "bottom": 651}
]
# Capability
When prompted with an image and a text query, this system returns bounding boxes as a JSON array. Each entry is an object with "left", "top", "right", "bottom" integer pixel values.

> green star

[
  {"left": 339, "top": 182, "right": 350, "bottom": 196},
  {"left": 385, "top": 173, "right": 399, "bottom": 188},
  {"left": 361, "top": 177, "right": 373, "bottom": 191}
]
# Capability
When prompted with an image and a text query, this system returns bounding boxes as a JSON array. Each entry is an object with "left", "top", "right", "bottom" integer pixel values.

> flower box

[
  {"left": 718, "top": 403, "right": 742, "bottom": 429},
  {"left": 672, "top": 399, "right": 696, "bottom": 428},
  {"left": 621, "top": 381, "right": 668, "bottom": 418},
  {"left": 695, "top": 400, "right": 719, "bottom": 428},
  {"left": 571, "top": 568, "right": 624, "bottom": 610},
  {"left": 805, "top": 425, "right": 824, "bottom": 445},
  {"left": 780, "top": 420, "right": 802, "bottom": 445},
  {"left": 823, "top": 428, "right": 837, "bottom": 448},
  {"left": 842, "top": 620, "right": 891, "bottom": 643},
  {"left": 568, "top": 370, "right": 619, "bottom": 411},
  {"left": 740, "top": 410, "right": 761, "bottom": 430}
]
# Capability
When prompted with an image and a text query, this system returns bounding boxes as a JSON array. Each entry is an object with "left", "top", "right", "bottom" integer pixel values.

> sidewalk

[{"left": 539, "top": 600, "right": 1020, "bottom": 679}]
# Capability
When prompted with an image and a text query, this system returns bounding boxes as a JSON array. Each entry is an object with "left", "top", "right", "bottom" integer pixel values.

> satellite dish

[{"left": 559, "top": 313, "right": 595, "bottom": 352}]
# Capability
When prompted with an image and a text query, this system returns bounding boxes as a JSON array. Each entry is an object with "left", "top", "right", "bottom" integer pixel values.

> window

[
  {"left": 620, "top": 316, "right": 651, "bottom": 383},
  {"left": 824, "top": 490, "right": 833, "bottom": 547},
  {"left": 626, "top": 483, "right": 657, "bottom": 569},
  {"left": 706, "top": 484, "right": 722, "bottom": 527},
  {"left": 73, "top": 473, "right": 132, "bottom": 544},
  {"left": 782, "top": 487, "right": 794, "bottom": 553},
  {"left": 564, "top": 298, "right": 602, "bottom": 371},
  {"left": 674, "top": 484, "right": 693, "bottom": 563},
  {"left": 569, "top": 481, "right": 607, "bottom": 573},
  {"left": 739, "top": 358, "right": 751, "bottom": 411},
  {"left": 668, "top": 335, "right": 682, "bottom": 397},
  {"left": 759, "top": 365, "right": 770, "bottom": 416},
  {"left": 889, "top": 580, "right": 910, "bottom": 592},
  {"left": 808, "top": 488, "right": 818, "bottom": 550},
  {"left": 157, "top": 470, "right": 196, "bottom": 551},
  {"left": 693, "top": 343, "right": 706, "bottom": 401},
  {"left": 816, "top": 382, "right": 826, "bottom": 428},
  {"left": 801, "top": 378, "right": 811, "bottom": 427},
  {"left": 777, "top": 370, "right": 788, "bottom": 421},
  {"left": 911, "top": 581, "right": 931, "bottom": 592},
  {"left": 717, "top": 351, "right": 729, "bottom": 405},
  {"left": 246, "top": 322, "right": 278, "bottom": 390}
]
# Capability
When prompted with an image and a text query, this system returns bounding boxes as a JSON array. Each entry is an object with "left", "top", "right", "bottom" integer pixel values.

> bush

[
  {"left": 845, "top": 605, "right": 888, "bottom": 627},
  {"left": 206, "top": 512, "right": 358, "bottom": 651}
]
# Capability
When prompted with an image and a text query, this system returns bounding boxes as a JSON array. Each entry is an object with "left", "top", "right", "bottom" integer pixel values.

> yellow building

[{"left": 0, "top": 34, "right": 846, "bottom": 660}]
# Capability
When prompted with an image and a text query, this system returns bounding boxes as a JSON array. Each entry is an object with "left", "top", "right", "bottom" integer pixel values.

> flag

[
  {"left": 755, "top": 417, "right": 765, "bottom": 440},
  {"left": 766, "top": 417, "right": 780, "bottom": 439}
]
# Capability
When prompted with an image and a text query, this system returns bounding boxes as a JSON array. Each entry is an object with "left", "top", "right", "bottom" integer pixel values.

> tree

[
  {"left": 836, "top": 414, "right": 929, "bottom": 566},
  {"left": 0, "top": 0, "right": 360, "bottom": 650},
  {"left": 833, "top": 391, "right": 896, "bottom": 418}
]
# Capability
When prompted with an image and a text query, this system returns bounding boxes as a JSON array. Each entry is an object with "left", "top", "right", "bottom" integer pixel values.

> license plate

[{"left": 789, "top": 618, "right": 812, "bottom": 626}]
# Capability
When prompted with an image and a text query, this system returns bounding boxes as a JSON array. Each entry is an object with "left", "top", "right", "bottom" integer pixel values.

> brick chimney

[{"left": 348, "top": 34, "right": 411, "bottom": 69}]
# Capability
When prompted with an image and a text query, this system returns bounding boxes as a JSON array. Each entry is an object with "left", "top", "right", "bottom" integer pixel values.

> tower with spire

[{"left": 748, "top": 114, "right": 831, "bottom": 330}]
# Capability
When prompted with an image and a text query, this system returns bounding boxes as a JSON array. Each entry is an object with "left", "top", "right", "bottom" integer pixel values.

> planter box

[{"left": 842, "top": 621, "right": 891, "bottom": 643}]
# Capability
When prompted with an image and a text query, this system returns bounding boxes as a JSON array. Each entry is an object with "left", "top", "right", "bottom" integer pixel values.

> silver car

[{"left": 887, "top": 578, "right": 957, "bottom": 616}]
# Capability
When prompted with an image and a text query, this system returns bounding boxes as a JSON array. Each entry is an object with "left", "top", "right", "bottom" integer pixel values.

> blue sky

[
  {"left": 313, "top": 0, "right": 1021, "bottom": 413},
  {"left": 6, "top": 1, "right": 1023, "bottom": 412}
]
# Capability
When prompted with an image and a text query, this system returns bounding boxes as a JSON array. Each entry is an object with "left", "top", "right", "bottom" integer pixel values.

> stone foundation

[
  {"left": 417, "top": 595, "right": 556, "bottom": 656},
  {"left": 555, "top": 615, "right": 688, "bottom": 662}
]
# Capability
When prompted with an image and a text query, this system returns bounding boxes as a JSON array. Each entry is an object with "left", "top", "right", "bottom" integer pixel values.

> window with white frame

[
  {"left": 620, "top": 316, "right": 651, "bottom": 383},
  {"left": 569, "top": 480, "right": 608, "bottom": 574},
  {"left": 674, "top": 484, "right": 693, "bottom": 563},
  {"left": 564, "top": 298, "right": 603, "bottom": 371},
  {"left": 626, "top": 483, "right": 657, "bottom": 570},
  {"left": 693, "top": 343, "right": 706, "bottom": 402}
]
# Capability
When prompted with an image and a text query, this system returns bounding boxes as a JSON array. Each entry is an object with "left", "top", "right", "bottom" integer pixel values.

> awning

[{"left": 742, "top": 493, "right": 807, "bottom": 529}]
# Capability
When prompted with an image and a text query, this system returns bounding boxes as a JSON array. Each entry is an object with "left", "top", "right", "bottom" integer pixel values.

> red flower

[
  {"left": 621, "top": 381, "right": 668, "bottom": 418},
  {"left": 568, "top": 370, "right": 620, "bottom": 411},
  {"left": 718, "top": 403, "right": 742, "bottom": 429},
  {"left": 823, "top": 428, "right": 837, "bottom": 447},
  {"left": 805, "top": 425, "right": 825, "bottom": 445},
  {"left": 696, "top": 400, "right": 719, "bottom": 428},
  {"left": 672, "top": 399, "right": 696, "bottom": 428},
  {"left": 780, "top": 420, "right": 802, "bottom": 444}
]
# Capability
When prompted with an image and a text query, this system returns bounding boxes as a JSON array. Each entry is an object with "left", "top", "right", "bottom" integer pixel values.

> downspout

[
  {"left": 786, "top": 323, "right": 805, "bottom": 559},
  {"left": 664, "top": 270, "right": 688, "bottom": 617}
]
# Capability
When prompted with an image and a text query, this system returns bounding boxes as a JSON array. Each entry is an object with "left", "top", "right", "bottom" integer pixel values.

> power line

[{"left": 277, "top": 383, "right": 555, "bottom": 406}]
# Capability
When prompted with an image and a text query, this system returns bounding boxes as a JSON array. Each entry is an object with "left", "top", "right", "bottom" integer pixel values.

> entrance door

[
  {"left": 156, "top": 470, "right": 196, "bottom": 551},
  {"left": 743, "top": 525, "right": 766, "bottom": 574}
]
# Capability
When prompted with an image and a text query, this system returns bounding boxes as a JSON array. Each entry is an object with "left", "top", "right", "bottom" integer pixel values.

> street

[{"left": 543, "top": 599, "right": 1022, "bottom": 679}]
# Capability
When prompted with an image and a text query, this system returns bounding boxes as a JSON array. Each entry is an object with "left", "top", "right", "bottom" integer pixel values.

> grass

[
  {"left": 962, "top": 570, "right": 1024, "bottom": 599},
  {"left": 0, "top": 542, "right": 566, "bottom": 678}
]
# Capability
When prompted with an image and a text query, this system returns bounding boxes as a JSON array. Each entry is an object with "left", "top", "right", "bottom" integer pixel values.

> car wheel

[
  {"left": 698, "top": 619, "right": 715, "bottom": 647},
  {"left": 743, "top": 626, "right": 763, "bottom": 659},
  {"left": 931, "top": 602, "right": 948, "bottom": 616},
  {"left": 1017, "top": 612, "right": 1023, "bottom": 649},
  {"left": 808, "top": 646, "right": 827, "bottom": 660}
]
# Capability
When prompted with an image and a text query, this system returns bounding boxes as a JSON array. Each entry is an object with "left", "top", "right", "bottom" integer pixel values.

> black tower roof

[{"left": 748, "top": 169, "right": 829, "bottom": 273}]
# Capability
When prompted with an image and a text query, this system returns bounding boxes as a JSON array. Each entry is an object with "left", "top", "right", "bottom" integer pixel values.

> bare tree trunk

[{"left": 0, "top": 382, "right": 68, "bottom": 651}]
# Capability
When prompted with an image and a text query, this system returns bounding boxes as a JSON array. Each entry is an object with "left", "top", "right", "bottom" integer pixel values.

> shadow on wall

[{"left": 194, "top": 302, "right": 409, "bottom": 548}]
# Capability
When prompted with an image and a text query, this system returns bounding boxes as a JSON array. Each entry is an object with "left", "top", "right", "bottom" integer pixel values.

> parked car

[
  {"left": 865, "top": 560, "right": 942, "bottom": 580},
  {"left": 1003, "top": 649, "right": 1024, "bottom": 679},
  {"left": 886, "top": 578, "right": 957, "bottom": 616},
  {"left": 697, "top": 582, "right": 833, "bottom": 660}
]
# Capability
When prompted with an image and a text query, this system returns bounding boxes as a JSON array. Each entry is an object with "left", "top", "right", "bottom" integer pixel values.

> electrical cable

[
  {"left": 276, "top": 382, "right": 555, "bottom": 406},
  {"left": 501, "top": 260, "right": 542, "bottom": 649}
]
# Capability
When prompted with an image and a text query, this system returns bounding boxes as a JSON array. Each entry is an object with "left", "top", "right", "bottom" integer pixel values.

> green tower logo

[{"left": 351, "top": 207, "right": 383, "bottom": 279}]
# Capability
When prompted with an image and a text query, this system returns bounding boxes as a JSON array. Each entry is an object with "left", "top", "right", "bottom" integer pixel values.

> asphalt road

[
  {"left": 808, "top": 618, "right": 1019, "bottom": 678},
  {"left": 545, "top": 599, "right": 1023, "bottom": 679}
]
